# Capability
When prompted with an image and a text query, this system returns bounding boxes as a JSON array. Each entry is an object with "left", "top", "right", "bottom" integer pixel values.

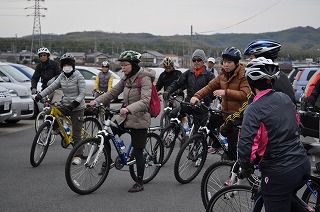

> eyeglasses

[
  {"left": 192, "top": 59, "right": 202, "bottom": 62},
  {"left": 39, "top": 54, "right": 47, "bottom": 57},
  {"left": 121, "top": 64, "right": 131, "bottom": 67}
]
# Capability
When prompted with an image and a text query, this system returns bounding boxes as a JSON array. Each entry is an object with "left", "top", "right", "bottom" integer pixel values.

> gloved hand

[
  {"left": 220, "top": 122, "right": 234, "bottom": 137},
  {"left": 31, "top": 88, "right": 37, "bottom": 95},
  {"left": 238, "top": 167, "right": 254, "bottom": 180},
  {"left": 66, "top": 101, "right": 80, "bottom": 111},
  {"left": 306, "top": 106, "right": 315, "bottom": 117},
  {"left": 34, "top": 94, "right": 42, "bottom": 102},
  {"left": 163, "top": 91, "right": 170, "bottom": 100},
  {"left": 47, "top": 77, "right": 55, "bottom": 86}
]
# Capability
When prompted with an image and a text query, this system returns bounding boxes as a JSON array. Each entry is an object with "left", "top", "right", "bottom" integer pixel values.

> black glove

[
  {"left": 66, "top": 101, "right": 80, "bottom": 111},
  {"left": 31, "top": 88, "right": 37, "bottom": 95},
  {"left": 306, "top": 107, "right": 316, "bottom": 117},
  {"left": 163, "top": 91, "right": 170, "bottom": 100},
  {"left": 220, "top": 122, "right": 234, "bottom": 137},
  {"left": 238, "top": 167, "right": 254, "bottom": 180},
  {"left": 307, "top": 106, "right": 315, "bottom": 112},
  {"left": 34, "top": 94, "right": 42, "bottom": 102}
]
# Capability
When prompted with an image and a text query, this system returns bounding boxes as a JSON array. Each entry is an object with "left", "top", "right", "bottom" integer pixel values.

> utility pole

[{"left": 26, "top": 0, "right": 47, "bottom": 63}]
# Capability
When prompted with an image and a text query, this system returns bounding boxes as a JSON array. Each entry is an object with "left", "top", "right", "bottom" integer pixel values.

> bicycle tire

[
  {"left": 206, "top": 185, "right": 259, "bottom": 212},
  {"left": 30, "top": 121, "right": 52, "bottom": 167},
  {"left": 201, "top": 160, "right": 234, "bottom": 208},
  {"left": 82, "top": 117, "right": 102, "bottom": 139},
  {"left": 35, "top": 111, "right": 57, "bottom": 146},
  {"left": 174, "top": 133, "right": 207, "bottom": 184},
  {"left": 159, "top": 111, "right": 170, "bottom": 129},
  {"left": 159, "top": 123, "right": 180, "bottom": 165},
  {"left": 65, "top": 137, "right": 111, "bottom": 195},
  {"left": 129, "top": 133, "right": 164, "bottom": 184}
]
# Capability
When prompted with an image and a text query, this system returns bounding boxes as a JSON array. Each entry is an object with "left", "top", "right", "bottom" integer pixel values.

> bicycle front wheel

[
  {"left": 159, "top": 123, "right": 180, "bottom": 165},
  {"left": 65, "top": 138, "right": 111, "bottom": 195},
  {"left": 30, "top": 121, "right": 52, "bottom": 167},
  {"left": 302, "top": 179, "right": 320, "bottom": 210},
  {"left": 201, "top": 160, "right": 234, "bottom": 208},
  {"left": 159, "top": 111, "right": 170, "bottom": 129},
  {"left": 129, "top": 133, "right": 164, "bottom": 184},
  {"left": 174, "top": 133, "right": 207, "bottom": 184},
  {"left": 206, "top": 185, "right": 260, "bottom": 212}
]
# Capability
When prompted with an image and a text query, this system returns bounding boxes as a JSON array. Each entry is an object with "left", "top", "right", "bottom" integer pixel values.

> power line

[{"left": 196, "top": 0, "right": 282, "bottom": 34}]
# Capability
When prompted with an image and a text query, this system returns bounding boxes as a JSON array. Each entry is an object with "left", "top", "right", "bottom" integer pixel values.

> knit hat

[
  {"left": 192, "top": 49, "right": 206, "bottom": 62},
  {"left": 207, "top": 57, "right": 215, "bottom": 63}
]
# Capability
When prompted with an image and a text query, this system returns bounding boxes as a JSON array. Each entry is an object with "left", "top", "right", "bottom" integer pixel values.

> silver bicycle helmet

[
  {"left": 245, "top": 57, "right": 280, "bottom": 80},
  {"left": 101, "top": 61, "right": 110, "bottom": 67},
  {"left": 60, "top": 53, "right": 75, "bottom": 68},
  {"left": 244, "top": 39, "right": 281, "bottom": 60}
]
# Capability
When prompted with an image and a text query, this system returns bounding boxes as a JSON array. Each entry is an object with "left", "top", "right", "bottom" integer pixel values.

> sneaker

[
  {"left": 72, "top": 157, "right": 82, "bottom": 165},
  {"left": 128, "top": 183, "right": 144, "bottom": 193},
  {"left": 195, "top": 158, "right": 202, "bottom": 167}
]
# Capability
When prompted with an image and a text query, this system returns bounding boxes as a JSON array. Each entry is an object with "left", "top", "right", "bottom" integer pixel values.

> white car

[
  {"left": 0, "top": 85, "right": 12, "bottom": 123},
  {"left": 75, "top": 66, "right": 123, "bottom": 102}
]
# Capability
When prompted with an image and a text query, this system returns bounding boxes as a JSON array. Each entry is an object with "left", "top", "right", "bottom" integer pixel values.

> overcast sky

[{"left": 1, "top": 0, "right": 319, "bottom": 38}]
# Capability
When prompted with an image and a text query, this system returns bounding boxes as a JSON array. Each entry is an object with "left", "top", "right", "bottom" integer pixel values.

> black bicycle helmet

[
  {"left": 60, "top": 53, "right": 75, "bottom": 69},
  {"left": 221, "top": 47, "right": 241, "bottom": 62},
  {"left": 118, "top": 50, "right": 141, "bottom": 63},
  {"left": 244, "top": 39, "right": 281, "bottom": 60},
  {"left": 163, "top": 57, "right": 174, "bottom": 67}
]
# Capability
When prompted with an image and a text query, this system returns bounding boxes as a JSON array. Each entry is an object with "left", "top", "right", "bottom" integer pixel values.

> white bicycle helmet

[
  {"left": 101, "top": 61, "right": 110, "bottom": 67},
  {"left": 37, "top": 47, "right": 50, "bottom": 56},
  {"left": 60, "top": 53, "right": 75, "bottom": 68},
  {"left": 245, "top": 57, "right": 280, "bottom": 80},
  {"left": 244, "top": 39, "right": 281, "bottom": 60}
]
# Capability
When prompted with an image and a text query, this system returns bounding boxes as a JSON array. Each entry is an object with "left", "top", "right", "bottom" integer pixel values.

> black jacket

[
  {"left": 31, "top": 59, "right": 61, "bottom": 90},
  {"left": 156, "top": 68, "right": 182, "bottom": 92},
  {"left": 238, "top": 90, "right": 308, "bottom": 176},
  {"left": 307, "top": 78, "right": 320, "bottom": 109},
  {"left": 165, "top": 68, "right": 215, "bottom": 106}
]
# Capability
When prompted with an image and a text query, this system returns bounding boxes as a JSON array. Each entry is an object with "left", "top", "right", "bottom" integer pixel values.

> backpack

[{"left": 125, "top": 77, "right": 161, "bottom": 118}]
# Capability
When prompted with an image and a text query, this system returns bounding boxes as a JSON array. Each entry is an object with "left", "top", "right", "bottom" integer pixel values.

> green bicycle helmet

[{"left": 118, "top": 50, "right": 141, "bottom": 63}]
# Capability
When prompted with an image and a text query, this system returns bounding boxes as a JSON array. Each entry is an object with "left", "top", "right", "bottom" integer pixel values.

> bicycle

[
  {"left": 30, "top": 102, "right": 102, "bottom": 167},
  {"left": 173, "top": 101, "right": 226, "bottom": 184},
  {"left": 64, "top": 106, "right": 164, "bottom": 195},
  {"left": 159, "top": 97, "right": 195, "bottom": 165}
]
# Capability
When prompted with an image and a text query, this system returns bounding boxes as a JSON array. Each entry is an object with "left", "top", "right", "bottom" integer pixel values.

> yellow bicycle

[{"left": 30, "top": 103, "right": 102, "bottom": 167}]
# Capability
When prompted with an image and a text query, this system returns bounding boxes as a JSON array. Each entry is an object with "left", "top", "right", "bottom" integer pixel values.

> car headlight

[{"left": 8, "top": 89, "right": 18, "bottom": 97}]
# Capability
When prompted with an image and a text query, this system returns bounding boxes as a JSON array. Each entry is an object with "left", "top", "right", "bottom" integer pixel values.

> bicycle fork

[{"left": 85, "top": 134, "right": 105, "bottom": 168}]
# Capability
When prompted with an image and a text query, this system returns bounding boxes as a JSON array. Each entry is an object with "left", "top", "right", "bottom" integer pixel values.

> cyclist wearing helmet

[
  {"left": 156, "top": 57, "right": 183, "bottom": 107},
  {"left": 238, "top": 57, "right": 310, "bottom": 212},
  {"left": 92, "top": 61, "right": 114, "bottom": 108},
  {"left": 220, "top": 39, "right": 296, "bottom": 137},
  {"left": 89, "top": 50, "right": 156, "bottom": 193},
  {"left": 190, "top": 47, "right": 250, "bottom": 160},
  {"left": 34, "top": 53, "right": 86, "bottom": 165},
  {"left": 31, "top": 47, "right": 61, "bottom": 94}
]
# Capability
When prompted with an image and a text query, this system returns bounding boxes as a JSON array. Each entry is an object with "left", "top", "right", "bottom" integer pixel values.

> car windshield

[
  {"left": 0, "top": 65, "right": 31, "bottom": 82},
  {"left": 18, "top": 66, "right": 35, "bottom": 76}
]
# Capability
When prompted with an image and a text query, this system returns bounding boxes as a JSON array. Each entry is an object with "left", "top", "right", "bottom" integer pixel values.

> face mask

[{"left": 63, "top": 66, "right": 73, "bottom": 73}]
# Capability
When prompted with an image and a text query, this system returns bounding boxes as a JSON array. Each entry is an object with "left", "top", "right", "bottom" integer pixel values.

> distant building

[
  {"left": 86, "top": 52, "right": 109, "bottom": 65},
  {"left": 141, "top": 50, "right": 166, "bottom": 67},
  {"left": 67, "top": 52, "right": 86, "bottom": 65}
]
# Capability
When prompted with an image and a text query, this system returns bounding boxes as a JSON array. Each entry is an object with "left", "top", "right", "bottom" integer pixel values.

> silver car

[
  {"left": 1, "top": 62, "right": 42, "bottom": 117},
  {"left": 0, "top": 76, "right": 33, "bottom": 123},
  {"left": 0, "top": 85, "right": 12, "bottom": 123},
  {"left": 75, "top": 66, "right": 123, "bottom": 102}
]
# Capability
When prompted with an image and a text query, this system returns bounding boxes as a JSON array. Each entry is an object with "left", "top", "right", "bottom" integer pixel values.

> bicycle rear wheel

[
  {"left": 159, "top": 123, "right": 179, "bottom": 165},
  {"left": 201, "top": 160, "right": 234, "bottom": 208},
  {"left": 30, "top": 121, "right": 52, "bottom": 167},
  {"left": 174, "top": 133, "right": 207, "bottom": 184},
  {"left": 206, "top": 185, "right": 261, "bottom": 212},
  {"left": 302, "top": 179, "right": 320, "bottom": 211},
  {"left": 129, "top": 133, "right": 164, "bottom": 184},
  {"left": 82, "top": 117, "right": 102, "bottom": 139},
  {"left": 65, "top": 138, "right": 111, "bottom": 195}
]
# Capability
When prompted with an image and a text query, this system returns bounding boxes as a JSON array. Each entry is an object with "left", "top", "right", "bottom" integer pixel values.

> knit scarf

[{"left": 194, "top": 66, "right": 205, "bottom": 78}]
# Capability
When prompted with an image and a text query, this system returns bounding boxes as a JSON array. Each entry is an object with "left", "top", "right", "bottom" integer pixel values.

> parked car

[
  {"left": 287, "top": 67, "right": 302, "bottom": 84},
  {"left": 299, "top": 69, "right": 320, "bottom": 138},
  {"left": 8, "top": 63, "right": 35, "bottom": 79},
  {"left": 292, "top": 67, "right": 319, "bottom": 102},
  {"left": 0, "top": 76, "right": 33, "bottom": 123},
  {"left": 0, "top": 85, "right": 12, "bottom": 123},
  {"left": 75, "top": 66, "right": 123, "bottom": 102},
  {"left": 0, "top": 62, "right": 42, "bottom": 117}
]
